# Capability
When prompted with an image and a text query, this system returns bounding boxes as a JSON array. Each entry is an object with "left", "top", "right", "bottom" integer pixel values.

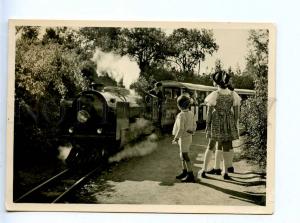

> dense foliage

[
  {"left": 15, "top": 27, "right": 91, "bottom": 164},
  {"left": 240, "top": 30, "right": 269, "bottom": 169}
]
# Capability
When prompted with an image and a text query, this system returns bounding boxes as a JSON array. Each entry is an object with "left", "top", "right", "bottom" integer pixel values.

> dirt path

[{"left": 76, "top": 131, "right": 266, "bottom": 206}]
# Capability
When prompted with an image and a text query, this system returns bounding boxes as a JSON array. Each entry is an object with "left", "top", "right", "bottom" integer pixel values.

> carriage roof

[{"left": 160, "top": 80, "right": 255, "bottom": 95}]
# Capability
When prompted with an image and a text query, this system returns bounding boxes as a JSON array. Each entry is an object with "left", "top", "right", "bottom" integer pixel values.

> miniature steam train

[
  {"left": 59, "top": 85, "right": 147, "bottom": 166},
  {"left": 59, "top": 81, "right": 255, "bottom": 166}
]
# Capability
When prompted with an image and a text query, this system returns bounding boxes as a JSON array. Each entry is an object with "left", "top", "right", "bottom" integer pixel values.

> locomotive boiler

[{"left": 59, "top": 85, "right": 148, "bottom": 167}]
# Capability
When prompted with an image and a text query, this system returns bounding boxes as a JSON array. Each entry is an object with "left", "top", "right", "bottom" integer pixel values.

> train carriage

[{"left": 147, "top": 80, "right": 255, "bottom": 129}]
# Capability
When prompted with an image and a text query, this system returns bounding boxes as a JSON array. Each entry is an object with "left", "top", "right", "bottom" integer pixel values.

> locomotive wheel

[{"left": 65, "top": 144, "right": 104, "bottom": 168}]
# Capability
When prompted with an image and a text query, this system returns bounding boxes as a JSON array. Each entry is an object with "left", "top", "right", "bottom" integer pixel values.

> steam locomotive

[{"left": 59, "top": 84, "right": 150, "bottom": 167}]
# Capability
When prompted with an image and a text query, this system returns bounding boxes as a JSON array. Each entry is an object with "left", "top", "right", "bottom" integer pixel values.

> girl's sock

[
  {"left": 203, "top": 149, "right": 213, "bottom": 172},
  {"left": 214, "top": 150, "right": 223, "bottom": 169},
  {"left": 222, "top": 152, "right": 231, "bottom": 174},
  {"left": 228, "top": 150, "right": 234, "bottom": 167}
]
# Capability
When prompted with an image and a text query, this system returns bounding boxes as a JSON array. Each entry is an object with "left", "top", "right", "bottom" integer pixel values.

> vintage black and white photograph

[{"left": 6, "top": 20, "right": 275, "bottom": 213}]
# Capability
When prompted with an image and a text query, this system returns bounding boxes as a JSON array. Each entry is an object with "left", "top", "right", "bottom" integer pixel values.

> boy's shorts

[{"left": 179, "top": 135, "right": 192, "bottom": 153}]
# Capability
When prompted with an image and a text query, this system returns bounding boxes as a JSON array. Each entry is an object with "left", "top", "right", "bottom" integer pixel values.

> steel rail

[
  {"left": 14, "top": 168, "right": 70, "bottom": 202},
  {"left": 52, "top": 166, "right": 102, "bottom": 203}
]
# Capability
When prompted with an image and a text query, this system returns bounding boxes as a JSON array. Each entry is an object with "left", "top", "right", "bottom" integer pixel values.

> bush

[{"left": 240, "top": 76, "right": 268, "bottom": 168}]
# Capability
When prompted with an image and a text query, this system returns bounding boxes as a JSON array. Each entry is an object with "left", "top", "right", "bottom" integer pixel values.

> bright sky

[{"left": 201, "top": 29, "right": 250, "bottom": 74}]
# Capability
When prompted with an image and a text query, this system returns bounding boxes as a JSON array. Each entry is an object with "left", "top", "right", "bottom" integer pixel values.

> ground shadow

[
  {"left": 204, "top": 175, "right": 266, "bottom": 187},
  {"left": 198, "top": 181, "right": 266, "bottom": 206},
  {"left": 231, "top": 175, "right": 265, "bottom": 180}
]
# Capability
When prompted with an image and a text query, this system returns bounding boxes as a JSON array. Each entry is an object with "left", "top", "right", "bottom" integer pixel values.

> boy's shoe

[
  {"left": 206, "top": 168, "right": 222, "bottom": 175},
  {"left": 181, "top": 172, "right": 195, "bottom": 183},
  {"left": 223, "top": 173, "right": 231, "bottom": 180},
  {"left": 228, "top": 166, "right": 234, "bottom": 173},
  {"left": 176, "top": 170, "right": 187, "bottom": 179}
]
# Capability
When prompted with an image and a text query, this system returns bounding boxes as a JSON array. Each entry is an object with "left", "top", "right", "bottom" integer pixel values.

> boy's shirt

[{"left": 172, "top": 110, "right": 197, "bottom": 139}]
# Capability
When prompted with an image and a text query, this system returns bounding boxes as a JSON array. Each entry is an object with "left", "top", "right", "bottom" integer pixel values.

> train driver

[{"left": 149, "top": 82, "right": 163, "bottom": 125}]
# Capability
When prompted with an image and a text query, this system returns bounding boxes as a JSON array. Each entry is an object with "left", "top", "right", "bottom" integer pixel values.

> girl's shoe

[
  {"left": 198, "top": 171, "right": 207, "bottom": 178},
  {"left": 206, "top": 168, "right": 222, "bottom": 175},
  {"left": 228, "top": 166, "right": 234, "bottom": 173},
  {"left": 223, "top": 173, "right": 231, "bottom": 180},
  {"left": 176, "top": 170, "right": 187, "bottom": 179}
]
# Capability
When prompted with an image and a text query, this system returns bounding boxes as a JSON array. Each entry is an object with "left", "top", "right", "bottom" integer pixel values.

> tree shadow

[
  {"left": 204, "top": 175, "right": 266, "bottom": 187},
  {"left": 198, "top": 181, "right": 266, "bottom": 206},
  {"left": 231, "top": 175, "right": 265, "bottom": 180},
  {"left": 234, "top": 171, "right": 266, "bottom": 176}
]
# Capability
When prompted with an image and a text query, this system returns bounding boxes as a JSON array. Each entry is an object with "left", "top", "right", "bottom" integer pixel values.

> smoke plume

[
  {"left": 108, "top": 133, "right": 158, "bottom": 163},
  {"left": 109, "top": 118, "right": 158, "bottom": 163},
  {"left": 92, "top": 49, "right": 140, "bottom": 89},
  {"left": 125, "top": 118, "right": 155, "bottom": 143}
]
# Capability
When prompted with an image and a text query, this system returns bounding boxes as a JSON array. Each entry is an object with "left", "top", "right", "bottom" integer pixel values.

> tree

[
  {"left": 79, "top": 27, "right": 122, "bottom": 53},
  {"left": 240, "top": 29, "right": 269, "bottom": 168},
  {"left": 43, "top": 27, "right": 94, "bottom": 61},
  {"left": 168, "top": 28, "right": 218, "bottom": 73},
  {"left": 17, "top": 26, "right": 40, "bottom": 42},
  {"left": 117, "top": 77, "right": 125, "bottom": 88},
  {"left": 214, "top": 59, "right": 223, "bottom": 72},
  {"left": 234, "top": 63, "right": 242, "bottom": 76},
  {"left": 14, "top": 26, "right": 92, "bottom": 165},
  {"left": 117, "top": 28, "right": 170, "bottom": 78},
  {"left": 231, "top": 75, "right": 254, "bottom": 89}
]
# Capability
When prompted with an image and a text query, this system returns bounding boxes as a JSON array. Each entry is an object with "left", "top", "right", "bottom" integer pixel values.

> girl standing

[{"left": 199, "top": 71, "right": 241, "bottom": 180}]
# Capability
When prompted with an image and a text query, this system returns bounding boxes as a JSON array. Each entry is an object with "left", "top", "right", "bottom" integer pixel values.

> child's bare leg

[
  {"left": 181, "top": 153, "right": 188, "bottom": 170},
  {"left": 182, "top": 153, "right": 192, "bottom": 172},
  {"left": 176, "top": 153, "right": 188, "bottom": 179},
  {"left": 181, "top": 152, "right": 195, "bottom": 182}
]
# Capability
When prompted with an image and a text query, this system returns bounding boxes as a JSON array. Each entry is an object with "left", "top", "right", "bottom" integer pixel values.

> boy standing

[{"left": 172, "top": 95, "right": 197, "bottom": 183}]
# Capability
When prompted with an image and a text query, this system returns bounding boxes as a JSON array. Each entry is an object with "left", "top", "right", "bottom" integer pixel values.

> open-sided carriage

[{"left": 146, "top": 80, "right": 255, "bottom": 129}]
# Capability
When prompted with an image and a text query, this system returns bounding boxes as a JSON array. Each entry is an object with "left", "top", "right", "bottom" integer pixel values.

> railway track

[{"left": 14, "top": 166, "right": 102, "bottom": 203}]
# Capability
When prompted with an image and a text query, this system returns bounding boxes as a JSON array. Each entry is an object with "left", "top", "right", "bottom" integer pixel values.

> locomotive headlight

[
  {"left": 68, "top": 127, "right": 74, "bottom": 134},
  {"left": 77, "top": 110, "right": 90, "bottom": 123},
  {"left": 96, "top": 128, "right": 102, "bottom": 134}
]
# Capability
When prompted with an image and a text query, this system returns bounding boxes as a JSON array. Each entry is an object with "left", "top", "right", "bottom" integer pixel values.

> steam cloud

[
  {"left": 125, "top": 118, "right": 155, "bottom": 142},
  {"left": 108, "top": 133, "right": 158, "bottom": 163},
  {"left": 92, "top": 49, "right": 140, "bottom": 89},
  {"left": 109, "top": 118, "right": 158, "bottom": 163},
  {"left": 57, "top": 145, "right": 72, "bottom": 163}
]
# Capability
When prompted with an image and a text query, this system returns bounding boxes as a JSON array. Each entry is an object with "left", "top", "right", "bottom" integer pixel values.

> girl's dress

[{"left": 205, "top": 89, "right": 241, "bottom": 142}]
